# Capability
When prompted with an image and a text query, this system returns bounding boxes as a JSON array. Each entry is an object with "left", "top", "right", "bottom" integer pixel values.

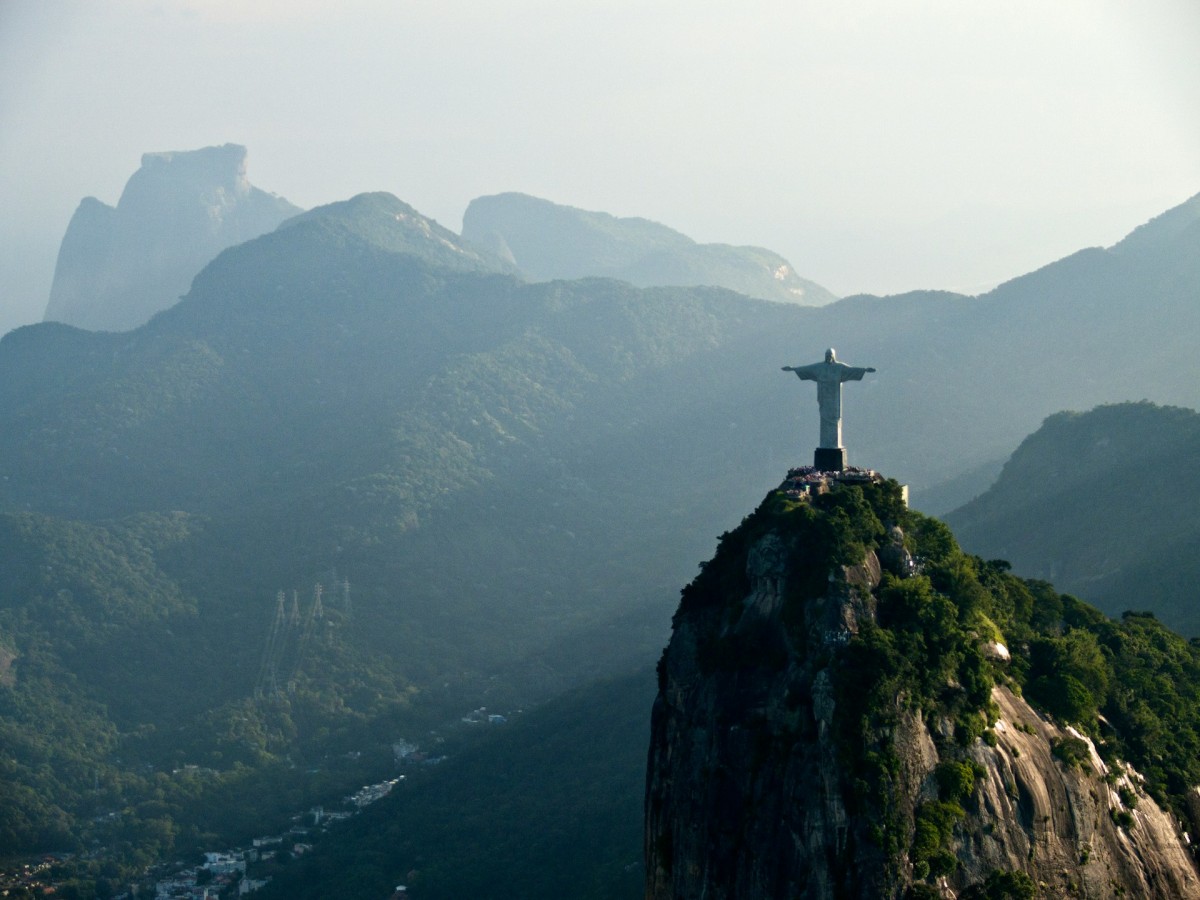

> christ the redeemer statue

[{"left": 782, "top": 348, "right": 876, "bottom": 471}]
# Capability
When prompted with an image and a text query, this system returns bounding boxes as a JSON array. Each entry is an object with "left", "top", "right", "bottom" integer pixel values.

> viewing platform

[{"left": 779, "top": 465, "right": 908, "bottom": 507}]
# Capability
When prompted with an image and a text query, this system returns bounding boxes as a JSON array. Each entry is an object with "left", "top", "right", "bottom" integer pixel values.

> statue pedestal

[{"left": 814, "top": 447, "right": 846, "bottom": 472}]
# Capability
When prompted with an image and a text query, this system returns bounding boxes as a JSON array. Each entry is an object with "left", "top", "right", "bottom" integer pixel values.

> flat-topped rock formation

[{"left": 44, "top": 144, "right": 301, "bottom": 331}]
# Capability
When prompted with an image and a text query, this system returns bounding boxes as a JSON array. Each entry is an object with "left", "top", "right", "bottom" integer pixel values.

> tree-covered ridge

[
  {"left": 8, "top": 187, "right": 1200, "bottom": 525},
  {"left": 4, "top": 187, "right": 1200, "bottom": 894},
  {"left": 0, "top": 512, "right": 192, "bottom": 852},
  {"left": 679, "top": 480, "right": 1200, "bottom": 888},
  {"left": 0, "top": 213, "right": 797, "bottom": 878},
  {"left": 947, "top": 401, "right": 1200, "bottom": 634},
  {"left": 879, "top": 511, "right": 1200, "bottom": 826}
]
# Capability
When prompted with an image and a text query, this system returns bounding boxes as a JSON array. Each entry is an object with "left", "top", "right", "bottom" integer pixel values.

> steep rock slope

[
  {"left": 462, "top": 191, "right": 836, "bottom": 305},
  {"left": 946, "top": 402, "right": 1200, "bottom": 636},
  {"left": 647, "top": 479, "right": 1200, "bottom": 898},
  {"left": 44, "top": 144, "right": 300, "bottom": 331}
]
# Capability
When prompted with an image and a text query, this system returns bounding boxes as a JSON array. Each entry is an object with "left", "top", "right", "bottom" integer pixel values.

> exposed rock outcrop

[
  {"left": 645, "top": 481, "right": 1200, "bottom": 898},
  {"left": 44, "top": 144, "right": 300, "bottom": 331}
]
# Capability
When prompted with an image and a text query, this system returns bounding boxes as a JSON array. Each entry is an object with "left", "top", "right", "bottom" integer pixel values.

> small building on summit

[{"left": 780, "top": 465, "right": 908, "bottom": 507}]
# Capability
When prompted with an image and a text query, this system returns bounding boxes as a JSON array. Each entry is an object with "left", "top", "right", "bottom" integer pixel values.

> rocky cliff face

[
  {"left": 44, "top": 144, "right": 300, "bottom": 331},
  {"left": 645, "top": 480, "right": 1200, "bottom": 898}
]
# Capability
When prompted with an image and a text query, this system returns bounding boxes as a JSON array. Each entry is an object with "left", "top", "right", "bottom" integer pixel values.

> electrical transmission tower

[
  {"left": 291, "top": 583, "right": 324, "bottom": 684},
  {"left": 255, "top": 591, "right": 287, "bottom": 701}
]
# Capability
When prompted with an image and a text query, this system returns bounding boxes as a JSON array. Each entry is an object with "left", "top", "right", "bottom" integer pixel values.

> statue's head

[{"left": 825, "top": 348, "right": 836, "bottom": 363}]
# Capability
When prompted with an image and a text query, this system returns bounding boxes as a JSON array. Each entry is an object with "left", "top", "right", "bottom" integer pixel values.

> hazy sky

[{"left": 1, "top": 0, "right": 1198, "bottom": 337}]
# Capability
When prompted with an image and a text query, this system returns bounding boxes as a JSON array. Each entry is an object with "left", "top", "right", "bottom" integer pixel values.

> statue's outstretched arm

[{"left": 784, "top": 363, "right": 822, "bottom": 379}]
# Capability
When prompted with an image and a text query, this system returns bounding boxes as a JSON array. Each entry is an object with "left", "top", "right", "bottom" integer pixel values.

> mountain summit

[
  {"left": 647, "top": 476, "right": 1200, "bottom": 898},
  {"left": 276, "top": 191, "right": 516, "bottom": 275},
  {"left": 43, "top": 144, "right": 301, "bottom": 331}
]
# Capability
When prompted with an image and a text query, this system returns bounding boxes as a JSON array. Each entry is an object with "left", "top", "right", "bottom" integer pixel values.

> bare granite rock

[{"left": 45, "top": 144, "right": 300, "bottom": 332}]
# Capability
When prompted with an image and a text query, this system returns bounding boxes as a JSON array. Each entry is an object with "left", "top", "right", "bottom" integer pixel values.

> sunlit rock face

[
  {"left": 44, "top": 144, "right": 300, "bottom": 331},
  {"left": 645, "top": 487, "right": 1200, "bottom": 899}
]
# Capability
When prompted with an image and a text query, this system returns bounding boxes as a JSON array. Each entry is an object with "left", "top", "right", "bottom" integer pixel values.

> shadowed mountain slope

[
  {"left": 946, "top": 401, "right": 1200, "bottom": 635},
  {"left": 257, "top": 666, "right": 655, "bottom": 900}
]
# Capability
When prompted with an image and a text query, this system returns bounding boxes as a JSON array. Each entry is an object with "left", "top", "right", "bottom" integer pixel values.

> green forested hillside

[
  {"left": 947, "top": 401, "right": 1200, "bottom": 634},
  {"left": 0, "top": 196, "right": 811, "bottom": 866},
  {"left": 3, "top": 189, "right": 1200, "bottom": 885},
  {"left": 6, "top": 193, "right": 1200, "bottom": 519},
  {"left": 0, "top": 508, "right": 420, "bottom": 860},
  {"left": 262, "top": 482, "right": 1200, "bottom": 899}
]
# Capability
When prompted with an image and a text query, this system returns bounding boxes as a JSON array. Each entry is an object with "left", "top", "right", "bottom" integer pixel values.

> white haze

[{"left": 0, "top": 0, "right": 1198, "bottom": 337}]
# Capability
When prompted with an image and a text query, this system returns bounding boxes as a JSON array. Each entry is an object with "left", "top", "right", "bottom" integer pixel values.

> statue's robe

[{"left": 789, "top": 360, "right": 872, "bottom": 448}]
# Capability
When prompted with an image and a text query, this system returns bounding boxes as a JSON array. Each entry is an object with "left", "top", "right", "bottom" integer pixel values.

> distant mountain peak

[
  {"left": 130, "top": 143, "right": 252, "bottom": 199},
  {"left": 462, "top": 192, "right": 836, "bottom": 305},
  {"left": 43, "top": 144, "right": 301, "bottom": 332},
  {"left": 276, "top": 192, "right": 518, "bottom": 275}
]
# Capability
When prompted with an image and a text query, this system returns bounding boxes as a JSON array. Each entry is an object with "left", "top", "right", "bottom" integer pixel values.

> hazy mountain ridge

[
  {"left": 462, "top": 191, "right": 838, "bottom": 306},
  {"left": 6, "top": 187, "right": 1200, "bottom": 670},
  {"left": 44, "top": 144, "right": 301, "bottom": 332},
  {"left": 39, "top": 150, "right": 833, "bottom": 339},
  {"left": 1111, "top": 189, "right": 1200, "bottom": 254},
  {"left": 276, "top": 192, "right": 517, "bottom": 276},
  {"left": 0, "top": 197, "right": 808, "bottom": 861},
  {"left": 3, "top": 186, "right": 1200, "bottom": 885},
  {"left": 946, "top": 401, "right": 1200, "bottom": 635}
]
